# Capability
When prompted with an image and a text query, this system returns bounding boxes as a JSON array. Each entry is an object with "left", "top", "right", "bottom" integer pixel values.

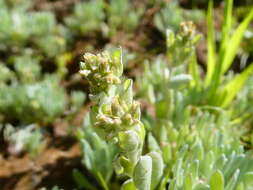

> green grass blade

[
  {"left": 219, "top": 0, "right": 233, "bottom": 59},
  {"left": 222, "top": 63, "right": 253, "bottom": 107},
  {"left": 207, "top": 0, "right": 233, "bottom": 95},
  {"left": 221, "top": 9, "right": 253, "bottom": 74},
  {"left": 205, "top": 0, "right": 216, "bottom": 86}
]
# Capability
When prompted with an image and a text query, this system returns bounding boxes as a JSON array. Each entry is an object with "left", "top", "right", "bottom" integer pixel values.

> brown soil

[
  {"left": 2, "top": 0, "right": 248, "bottom": 189},
  {"left": 0, "top": 139, "right": 81, "bottom": 190}
]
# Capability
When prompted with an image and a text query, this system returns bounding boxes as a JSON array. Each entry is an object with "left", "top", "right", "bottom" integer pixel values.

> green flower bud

[
  {"left": 111, "top": 97, "right": 125, "bottom": 116},
  {"left": 119, "top": 130, "right": 140, "bottom": 152},
  {"left": 80, "top": 50, "right": 123, "bottom": 94},
  {"left": 166, "top": 29, "right": 175, "bottom": 48},
  {"left": 95, "top": 114, "right": 114, "bottom": 127},
  {"left": 179, "top": 21, "right": 196, "bottom": 39},
  {"left": 132, "top": 101, "right": 141, "bottom": 120},
  {"left": 122, "top": 113, "right": 134, "bottom": 125}
]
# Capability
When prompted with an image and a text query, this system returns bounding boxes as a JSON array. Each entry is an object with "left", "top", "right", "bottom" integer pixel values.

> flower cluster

[
  {"left": 80, "top": 49, "right": 144, "bottom": 166},
  {"left": 80, "top": 51, "right": 122, "bottom": 94},
  {"left": 80, "top": 50, "right": 164, "bottom": 190},
  {"left": 179, "top": 21, "right": 196, "bottom": 39}
]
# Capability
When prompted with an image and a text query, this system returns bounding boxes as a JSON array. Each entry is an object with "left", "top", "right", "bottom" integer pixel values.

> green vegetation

[{"left": 1, "top": 0, "right": 253, "bottom": 190}]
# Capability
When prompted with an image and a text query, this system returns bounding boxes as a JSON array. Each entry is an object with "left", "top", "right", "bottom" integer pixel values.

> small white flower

[{"left": 79, "top": 70, "right": 91, "bottom": 76}]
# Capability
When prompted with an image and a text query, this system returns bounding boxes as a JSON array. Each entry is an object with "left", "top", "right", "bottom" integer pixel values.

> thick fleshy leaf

[
  {"left": 148, "top": 152, "right": 164, "bottom": 189},
  {"left": 133, "top": 155, "right": 152, "bottom": 190},
  {"left": 210, "top": 170, "right": 224, "bottom": 190}
]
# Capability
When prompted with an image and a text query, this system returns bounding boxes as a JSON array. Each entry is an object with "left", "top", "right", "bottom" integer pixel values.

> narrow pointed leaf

[
  {"left": 221, "top": 9, "right": 253, "bottom": 74},
  {"left": 222, "top": 63, "right": 253, "bottom": 107},
  {"left": 205, "top": 0, "right": 216, "bottom": 86}
]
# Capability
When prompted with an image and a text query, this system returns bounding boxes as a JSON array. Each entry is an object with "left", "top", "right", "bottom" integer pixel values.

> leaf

[
  {"left": 221, "top": 9, "right": 253, "bottom": 74},
  {"left": 219, "top": 0, "right": 233, "bottom": 61},
  {"left": 148, "top": 152, "right": 164, "bottom": 190},
  {"left": 210, "top": 170, "right": 224, "bottom": 190},
  {"left": 194, "top": 183, "right": 210, "bottom": 190},
  {"left": 112, "top": 47, "right": 123, "bottom": 76},
  {"left": 155, "top": 99, "right": 170, "bottom": 119},
  {"left": 183, "top": 174, "right": 193, "bottom": 190},
  {"left": 90, "top": 132, "right": 104, "bottom": 150},
  {"left": 73, "top": 169, "right": 97, "bottom": 190},
  {"left": 96, "top": 172, "right": 109, "bottom": 190},
  {"left": 174, "top": 158, "right": 184, "bottom": 187},
  {"left": 80, "top": 139, "right": 95, "bottom": 171},
  {"left": 51, "top": 186, "right": 62, "bottom": 190},
  {"left": 222, "top": 63, "right": 253, "bottom": 107},
  {"left": 189, "top": 55, "right": 201, "bottom": 88},
  {"left": 208, "top": 0, "right": 233, "bottom": 89},
  {"left": 225, "top": 169, "right": 240, "bottom": 190},
  {"left": 214, "top": 154, "right": 227, "bottom": 170},
  {"left": 148, "top": 133, "right": 161, "bottom": 153},
  {"left": 192, "top": 141, "right": 204, "bottom": 160},
  {"left": 162, "top": 144, "right": 172, "bottom": 164},
  {"left": 118, "top": 130, "right": 140, "bottom": 152},
  {"left": 236, "top": 183, "right": 244, "bottom": 190},
  {"left": 133, "top": 155, "right": 152, "bottom": 190},
  {"left": 202, "top": 151, "right": 215, "bottom": 176},
  {"left": 169, "top": 74, "right": 192, "bottom": 89},
  {"left": 190, "top": 160, "right": 199, "bottom": 180},
  {"left": 159, "top": 172, "right": 170, "bottom": 190},
  {"left": 243, "top": 172, "right": 253, "bottom": 186},
  {"left": 122, "top": 79, "right": 133, "bottom": 105},
  {"left": 178, "top": 144, "right": 189, "bottom": 159},
  {"left": 205, "top": 0, "right": 216, "bottom": 86}
]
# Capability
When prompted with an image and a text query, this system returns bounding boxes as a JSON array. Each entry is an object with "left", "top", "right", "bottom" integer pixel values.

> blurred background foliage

[{"left": 0, "top": 0, "right": 253, "bottom": 189}]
